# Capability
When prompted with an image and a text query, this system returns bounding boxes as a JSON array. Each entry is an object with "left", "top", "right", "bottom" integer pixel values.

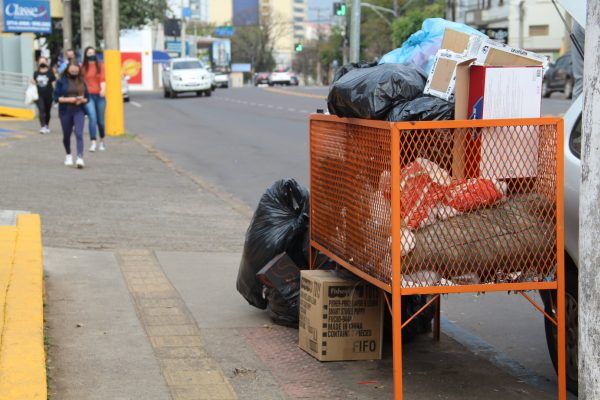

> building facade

[
  {"left": 261, "top": 0, "right": 307, "bottom": 68},
  {"left": 450, "top": 0, "right": 567, "bottom": 60}
]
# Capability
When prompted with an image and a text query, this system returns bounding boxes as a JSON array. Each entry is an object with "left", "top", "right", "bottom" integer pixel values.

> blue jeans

[
  {"left": 60, "top": 106, "right": 85, "bottom": 157},
  {"left": 85, "top": 94, "right": 106, "bottom": 140}
]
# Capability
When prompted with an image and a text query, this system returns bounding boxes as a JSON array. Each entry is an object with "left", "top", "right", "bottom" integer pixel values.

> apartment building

[
  {"left": 450, "top": 0, "right": 567, "bottom": 59},
  {"left": 187, "top": 0, "right": 233, "bottom": 25},
  {"left": 261, "top": 0, "right": 307, "bottom": 67}
]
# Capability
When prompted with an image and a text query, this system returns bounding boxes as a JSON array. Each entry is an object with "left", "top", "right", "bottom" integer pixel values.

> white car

[
  {"left": 268, "top": 70, "right": 293, "bottom": 86},
  {"left": 214, "top": 72, "right": 229, "bottom": 88},
  {"left": 540, "top": 94, "right": 582, "bottom": 395},
  {"left": 162, "top": 58, "right": 212, "bottom": 98}
]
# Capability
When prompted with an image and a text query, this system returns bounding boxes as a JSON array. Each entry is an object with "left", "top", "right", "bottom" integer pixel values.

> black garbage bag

[
  {"left": 332, "top": 60, "right": 378, "bottom": 83},
  {"left": 384, "top": 294, "right": 435, "bottom": 343},
  {"left": 327, "top": 63, "right": 427, "bottom": 120},
  {"left": 266, "top": 285, "right": 300, "bottom": 327},
  {"left": 386, "top": 95, "right": 454, "bottom": 122},
  {"left": 236, "top": 179, "right": 309, "bottom": 309}
]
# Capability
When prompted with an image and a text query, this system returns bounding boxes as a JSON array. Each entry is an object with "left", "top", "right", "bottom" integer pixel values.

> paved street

[
  {"left": 126, "top": 86, "right": 574, "bottom": 396},
  {"left": 125, "top": 86, "right": 572, "bottom": 206}
]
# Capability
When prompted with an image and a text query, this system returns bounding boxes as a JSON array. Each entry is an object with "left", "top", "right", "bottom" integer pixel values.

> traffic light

[
  {"left": 333, "top": 2, "right": 346, "bottom": 16},
  {"left": 295, "top": 42, "right": 303, "bottom": 52}
]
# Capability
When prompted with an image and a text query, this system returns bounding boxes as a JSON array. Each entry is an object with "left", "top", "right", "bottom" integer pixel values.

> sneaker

[
  {"left": 76, "top": 157, "right": 85, "bottom": 169},
  {"left": 45, "top": 127, "right": 51, "bottom": 134},
  {"left": 39, "top": 126, "right": 46, "bottom": 134},
  {"left": 89, "top": 141, "right": 97, "bottom": 152},
  {"left": 64, "top": 154, "right": 74, "bottom": 166},
  {"left": 99, "top": 142, "right": 106, "bottom": 151}
]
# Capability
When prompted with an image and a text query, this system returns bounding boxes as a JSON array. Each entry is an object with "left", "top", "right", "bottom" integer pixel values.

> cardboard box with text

[{"left": 299, "top": 270, "right": 383, "bottom": 362}]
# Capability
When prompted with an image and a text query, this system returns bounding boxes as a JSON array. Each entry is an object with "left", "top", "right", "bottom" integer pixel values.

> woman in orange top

[{"left": 81, "top": 46, "right": 106, "bottom": 152}]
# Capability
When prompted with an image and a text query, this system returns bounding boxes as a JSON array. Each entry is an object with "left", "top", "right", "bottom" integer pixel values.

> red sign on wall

[{"left": 121, "top": 52, "right": 143, "bottom": 85}]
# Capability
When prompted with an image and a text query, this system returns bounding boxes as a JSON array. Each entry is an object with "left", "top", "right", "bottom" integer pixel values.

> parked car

[
  {"left": 290, "top": 73, "right": 299, "bottom": 86},
  {"left": 539, "top": 94, "right": 582, "bottom": 395},
  {"left": 122, "top": 75, "right": 130, "bottom": 102},
  {"left": 162, "top": 58, "right": 212, "bottom": 98},
  {"left": 268, "top": 69, "right": 293, "bottom": 86},
  {"left": 214, "top": 71, "right": 229, "bottom": 88},
  {"left": 543, "top": 53, "right": 573, "bottom": 99},
  {"left": 254, "top": 72, "right": 270, "bottom": 86}
]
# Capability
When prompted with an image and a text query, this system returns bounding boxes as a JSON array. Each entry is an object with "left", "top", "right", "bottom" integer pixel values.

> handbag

[{"left": 25, "top": 83, "right": 39, "bottom": 105}]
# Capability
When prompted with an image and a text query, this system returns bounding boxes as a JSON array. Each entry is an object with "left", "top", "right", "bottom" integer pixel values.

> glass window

[
  {"left": 570, "top": 116, "right": 582, "bottom": 159},
  {"left": 294, "top": 16, "right": 304, "bottom": 22},
  {"left": 529, "top": 25, "right": 549, "bottom": 36},
  {"left": 173, "top": 61, "right": 203, "bottom": 70}
]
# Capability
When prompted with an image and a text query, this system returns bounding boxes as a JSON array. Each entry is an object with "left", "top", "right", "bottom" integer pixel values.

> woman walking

[
  {"left": 54, "top": 62, "right": 89, "bottom": 168},
  {"left": 33, "top": 56, "right": 56, "bottom": 134},
  {"left": 81, "top": 46, "right": 106, "bottom": 152}
]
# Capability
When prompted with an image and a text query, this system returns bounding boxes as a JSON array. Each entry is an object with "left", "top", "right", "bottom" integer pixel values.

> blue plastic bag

[{"left": 380, "top": 18, "right": 486, "bottom": 74}]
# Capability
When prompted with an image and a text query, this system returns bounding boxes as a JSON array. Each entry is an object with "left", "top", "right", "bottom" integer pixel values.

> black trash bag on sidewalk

[
  {"left": 386, "top": 95, "right": 454, "bottom": 122},
  {"left": 332, "top": 60, "right": 378, "bottom": 83},
  {"left": 327, "top": 63, "right": 427, "bottom": 120},
  {"left": 266, "top": 285, "right": 300, "bottom": 327},
  {"left": 236, "top": 179, "right": 309, "bottom": 309}
]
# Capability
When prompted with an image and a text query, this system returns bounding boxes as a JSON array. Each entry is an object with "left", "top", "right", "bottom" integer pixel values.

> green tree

[
  {"left": 391, "top": 0, "right": 444, "bottom": 47},
  {"left": 41, "top": 0, "right": 169, "bottom": 63},
  {"left": 360, "top": 0, "right": 395, "bottom": 61}
]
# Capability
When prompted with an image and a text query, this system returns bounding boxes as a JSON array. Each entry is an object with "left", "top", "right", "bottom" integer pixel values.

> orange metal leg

[
  {"left": 433, "top": 295, "right": 441, "bottom": 342},
  {"left": 393, "top": 293, "right": 403, "bottom": 400},
  {"left": 557, "top": 288, "right": 567, "bottom": 400}
]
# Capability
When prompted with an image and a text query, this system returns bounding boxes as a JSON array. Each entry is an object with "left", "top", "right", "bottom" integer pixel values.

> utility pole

[
  {"left": 180, "top": 0, "right": 187, "bottom": 57},
  {"left": 580, "top": 0, "right": 600, "bottom": 397},
  {"left": 349, "top": 0, "right": 361, "bottom": 62},
  {"left": 80, "top": 0, "right": 95, "bottom": 49},
  {"left": 102, "top": 0, "right": 124, "bottom": 135},
  {"left": 316, "top": 7, "right": 322, "bottom": 85},
  {"left": 62, "top": 0, "right": 73, "bottom": 50}
]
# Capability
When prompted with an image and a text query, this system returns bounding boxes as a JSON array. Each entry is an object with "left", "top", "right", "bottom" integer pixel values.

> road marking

[
  {"left": 288, "top": 108, "right": 296, "bottom": 112},
  {"left": 130, "top": 101, "right": 142, "bottom": 108},
  {"left": 263, "top": 87, "right": 326, "bottom": 100},
  {"left": 299, "top": 109, "right": 309, "bottom": 114}
]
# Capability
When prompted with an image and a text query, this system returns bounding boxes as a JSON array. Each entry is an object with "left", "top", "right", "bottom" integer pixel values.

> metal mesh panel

[
  {"left": 310, "top": 116, "right": 559, "bottom": 290},
  {"left": 310, "top": 119, "right": 393, "bottom": 283}
]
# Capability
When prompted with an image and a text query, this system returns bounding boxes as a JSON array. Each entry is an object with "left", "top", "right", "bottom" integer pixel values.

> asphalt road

[{"left": 125, "top": 86, "right": 574, "bottom": 396}]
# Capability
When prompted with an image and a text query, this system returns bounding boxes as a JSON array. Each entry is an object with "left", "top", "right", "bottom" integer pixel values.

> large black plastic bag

[
  {"left": 236, "top": 179, "right": 309, "bottom": 309},
  {"left": 386, "top": 96, "right": 454, "bottom": 122},
  {"left": 327, "top": 63, "right": 427, "bottom": 120},
  {"left": 332, "top": 60, "right": 378, "bottom": 83}
]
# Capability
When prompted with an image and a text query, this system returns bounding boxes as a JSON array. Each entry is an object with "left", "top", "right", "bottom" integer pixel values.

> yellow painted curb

[
  {"left": 0, "top": 106, "right": 35, "bottom": 121},
  {"left": 263, "top": 87, "right": 326, "bottom": 100},
  {"left": 0, "top": 214, "right": 46, "bottom": 399}
]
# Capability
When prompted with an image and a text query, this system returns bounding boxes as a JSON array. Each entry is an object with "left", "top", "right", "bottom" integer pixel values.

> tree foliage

[
  {"left": 391, "top": 0, "right": 444, "bottom": 47},
  {"left": 231, "top": 15, "right": 287, "bottom": 72},
  {"left": 41, "top": 0, "right": 169, "bottom": 63}
]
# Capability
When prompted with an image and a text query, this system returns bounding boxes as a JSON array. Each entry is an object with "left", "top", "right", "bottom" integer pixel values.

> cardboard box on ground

[
  {"left": 423, "top": 28, "right": 547, "bottom": 179},
  {"left": 299, "top": 270, "right": 383, "bottom": 362}
]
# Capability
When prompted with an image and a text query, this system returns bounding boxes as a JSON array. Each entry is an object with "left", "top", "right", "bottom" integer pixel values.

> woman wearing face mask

[
  {"left": 32, "top": 56, "right": 56, "bottom": 134},
  {"left": 81, "top": 46, "right": 106, "bottom": 152},
  {"left": 54, "top": 62, "right": 89, "bottom": 168}
]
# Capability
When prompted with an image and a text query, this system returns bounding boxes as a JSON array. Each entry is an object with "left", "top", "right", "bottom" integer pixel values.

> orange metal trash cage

[{"left": 308, "top": 115, "right": 566, "bottom": 399}]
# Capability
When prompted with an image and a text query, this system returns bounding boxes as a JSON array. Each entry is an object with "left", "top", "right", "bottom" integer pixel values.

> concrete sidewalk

[{"left": 0, "top": 117, "right": 561, "bottom": 399}]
